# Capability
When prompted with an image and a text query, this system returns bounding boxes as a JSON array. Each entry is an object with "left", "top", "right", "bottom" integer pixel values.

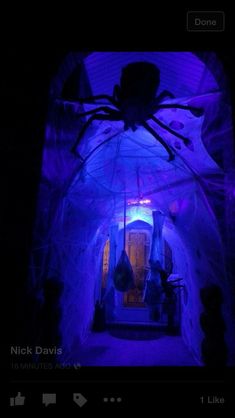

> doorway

[{"left": 123, "top": 230, "right": 150, "bottom": 308}]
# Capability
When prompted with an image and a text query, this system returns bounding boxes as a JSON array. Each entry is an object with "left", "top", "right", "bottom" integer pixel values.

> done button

[{"left": 187, "top": 11, "right": 225, "bottom": 32}]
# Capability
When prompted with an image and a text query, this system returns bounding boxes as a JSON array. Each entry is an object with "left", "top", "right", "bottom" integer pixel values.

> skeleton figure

[{"left": 70, "top": 62, "right": 204, "bottom": 161}]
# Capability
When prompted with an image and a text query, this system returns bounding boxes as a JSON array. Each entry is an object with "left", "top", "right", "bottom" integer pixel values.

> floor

[{"left": 73, "top": 331, "right": 199, "bottom": 366}]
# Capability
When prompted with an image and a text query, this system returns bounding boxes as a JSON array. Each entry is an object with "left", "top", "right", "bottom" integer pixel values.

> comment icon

[{"left": 42, "top": 393, "right": 56, "bottom": 407}]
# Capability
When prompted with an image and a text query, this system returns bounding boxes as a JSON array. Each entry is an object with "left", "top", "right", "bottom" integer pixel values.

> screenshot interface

[{"left": 6, "top": 10, "right": 235, "bottom": 412}]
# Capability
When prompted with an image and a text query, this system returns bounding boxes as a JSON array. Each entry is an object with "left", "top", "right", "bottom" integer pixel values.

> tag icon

[{"left": 73, "top": 393, "right": 87, "bottom": 407}]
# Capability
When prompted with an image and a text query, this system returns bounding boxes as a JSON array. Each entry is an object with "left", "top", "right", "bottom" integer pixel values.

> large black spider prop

[{"left": 70, "top": 62, "right": 204, "bottom": 161}]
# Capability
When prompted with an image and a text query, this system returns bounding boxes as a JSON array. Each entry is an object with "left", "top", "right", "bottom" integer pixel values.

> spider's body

[
  {"left": 119, "top": 98, "right": 154, "bottom": 131},
  {"left": 116, "top": 62, "right": 160, "bottom": 130},
  {"left": 68, "top": 61, "right": 204, "bottom": 161}
]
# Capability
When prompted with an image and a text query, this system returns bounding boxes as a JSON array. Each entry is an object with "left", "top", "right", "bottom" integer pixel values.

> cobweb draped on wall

[{"left": 28, "top": 52, "right": 235, "bottom": 364}]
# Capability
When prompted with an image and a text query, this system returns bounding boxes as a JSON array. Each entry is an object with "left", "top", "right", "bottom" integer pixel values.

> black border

[{"left": 4, "top": 10, "right": 235, "bottom": 409}]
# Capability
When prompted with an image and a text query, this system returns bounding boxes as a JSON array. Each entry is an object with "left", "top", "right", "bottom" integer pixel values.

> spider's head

[{"left": 118, "top": 62, "right": 160, "bottom": 103}]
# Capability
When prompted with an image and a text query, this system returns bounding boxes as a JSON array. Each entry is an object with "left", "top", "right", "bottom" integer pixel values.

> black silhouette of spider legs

[
  {"left": 141, "top": 120, "right": 175, "bottom": 161},
  {"left": 71, "top": 111, "right": 122, "bottom": 155},
  {"left": 156, "top": 103, "right": 204, "bottom": 117},
  {"left": 151, "top": 115, "right": 191, "bottom": 146},
  {"left": 154, "top": 90, "right": 175, "bottom": 105},
  {"left": 77, "top": 94, "right": 118, "bottom": 107},
  {"left": 75, "top": 106, "right": 118, "bottom": 119}
]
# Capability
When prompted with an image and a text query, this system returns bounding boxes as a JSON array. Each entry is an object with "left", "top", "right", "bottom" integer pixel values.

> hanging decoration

[
  {"left": 113, "top": 194, "right": 135, "bottom": 291},
  {"left": 143, "top": 211, "right": 165, "bottom": 320}
]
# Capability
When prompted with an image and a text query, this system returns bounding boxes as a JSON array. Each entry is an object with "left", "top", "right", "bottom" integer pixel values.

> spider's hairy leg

[
  {"left": 156, "top": 103, "right": 204, "bottom": 117},
  {"left": 71, "top": 111, "right": 122, "bottom": 155},
  {"left": 154, "top": 90, "right": 175, "bottom": 105},
  {"left": 142, "top": 121, "right": 175, "bottom": 162},
  {"left": 78, "top": 94, "right": 119, "bottom": 107},
  {"left": 76, "top": 106, "right": 117, "bottom": 119},
  {"left": 151, "top": 115, "right": 192, "bottom": 147}
]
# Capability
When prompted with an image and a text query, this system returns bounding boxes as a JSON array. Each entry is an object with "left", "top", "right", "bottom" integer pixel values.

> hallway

[
  {"left": 28, "top": 51, "right": 235, "bottom": 368},
  {"left": 73, "top": 332, "right": 199, "bottom": 366}
]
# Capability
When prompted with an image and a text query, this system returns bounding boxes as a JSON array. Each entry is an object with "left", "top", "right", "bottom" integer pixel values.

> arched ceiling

[
  {"left": 84, "top": 52, "right": 218, "bottom": 99},
  {"left": 45, "top": 52, "right": 228, "bottom": 228}
]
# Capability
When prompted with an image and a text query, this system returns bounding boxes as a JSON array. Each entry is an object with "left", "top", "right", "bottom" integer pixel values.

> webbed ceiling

[
  {"left": 84, "top": 52, "right": 218, "bottom": 98},
  {"left": 44, "top": 52, "right": 228, "bottom": 226}
]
